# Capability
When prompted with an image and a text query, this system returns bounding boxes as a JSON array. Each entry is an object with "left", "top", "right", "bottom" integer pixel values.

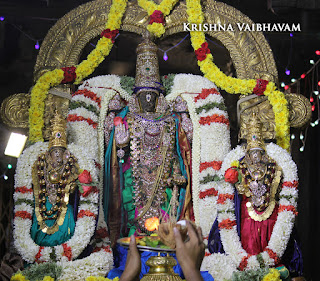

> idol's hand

[
  {"left": 120, "top": 235, "right": 141, "bottom": 281},
  {"left": 115, "top": 123, "right": 129, "bottom": 147},
  {"left": 174, "top": 221, "right": 205, "bottom": 281}
]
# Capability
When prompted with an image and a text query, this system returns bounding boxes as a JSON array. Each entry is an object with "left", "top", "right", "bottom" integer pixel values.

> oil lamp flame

[{"left": 145, "top": 217, "right": 160, "bottom": 231}]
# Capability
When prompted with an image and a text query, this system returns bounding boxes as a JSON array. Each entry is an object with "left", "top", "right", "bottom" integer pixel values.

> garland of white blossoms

[
  {"left": 218, "top": 143, "right": 298, "bottom": 270},
  {"left": 167, "top": 74, "right": 231, "bottom": 236},
  {"left": 67, "top": 74, "right": 232, "bottom": 281},
  {"left": 69, "top": 74, "right": 230, "bottom": 239},
  {"left": 13, "top": 142, "right": 113, "bottom": 271},
  {"left": 68, "top": 74, "right": 132, "bottom": 226}
]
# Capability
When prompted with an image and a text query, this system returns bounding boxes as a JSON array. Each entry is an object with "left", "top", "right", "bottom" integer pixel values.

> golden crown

[
  {"left": 134, "top": 32, "right": 164, "bottom": 95},
  {"left": 246, "top": 112, "right": 265, "bottom": 152},
  {"left": 49, "top": 111, "right": 67, "bottom": 150}
]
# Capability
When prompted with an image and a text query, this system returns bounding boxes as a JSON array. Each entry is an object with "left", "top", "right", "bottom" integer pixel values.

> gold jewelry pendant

[{"left": 48, "top": 170, "right": 61, "bottom": 184}]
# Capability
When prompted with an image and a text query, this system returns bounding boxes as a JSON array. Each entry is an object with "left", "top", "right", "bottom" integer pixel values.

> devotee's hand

[
  {"left": 120, "top": 235, "right": 141, "bottom": 281},
  {"left": 174, "top": 221, "right": 205, "bottom": 281}
]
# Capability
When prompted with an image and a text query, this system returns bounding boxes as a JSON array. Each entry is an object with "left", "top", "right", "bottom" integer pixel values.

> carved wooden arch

[{"left": 34, "top": 0, "right": 278, "bottom": 83}]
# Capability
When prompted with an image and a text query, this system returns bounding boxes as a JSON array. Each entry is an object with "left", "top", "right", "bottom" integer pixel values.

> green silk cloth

[
  {"left": 122, "top": 168, "right": 173, "bottom": 236},
  {"left": 31, "top": 199, "right": 75, "bottom": 246}
]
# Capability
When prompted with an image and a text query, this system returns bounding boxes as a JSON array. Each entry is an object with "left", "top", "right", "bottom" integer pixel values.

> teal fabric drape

[
  {"left": 31, "top": 199, "right": 75, "bottom": 246},
  {"left": 104, "top": 106, "right": 129, "bottom": 226},
  {"left": 172, "top": 114, "right": 188, "bottom": 219}
]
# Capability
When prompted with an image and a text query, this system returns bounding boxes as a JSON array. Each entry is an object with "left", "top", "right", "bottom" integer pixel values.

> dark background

[{"left": 0, "top": 0, "right": 319, "bottom": 280}]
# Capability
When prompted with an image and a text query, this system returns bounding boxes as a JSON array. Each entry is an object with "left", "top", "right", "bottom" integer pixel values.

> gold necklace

[{"left": 32, "top": 153, "right": 79, "bottom": 235}]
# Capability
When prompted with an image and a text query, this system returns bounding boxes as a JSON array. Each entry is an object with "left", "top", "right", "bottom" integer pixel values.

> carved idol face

[
  {"left": 249, "top": 149, "right": 264, "bottom": 164},
  {"left": 50, "top": 147, "right": 65, "bottom": 167},
  {"left": 138, "top": 90, "right": 158, "bottom": 112}
]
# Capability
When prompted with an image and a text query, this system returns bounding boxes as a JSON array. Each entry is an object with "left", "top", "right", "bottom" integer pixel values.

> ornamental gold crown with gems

[
  {"left": 134, "top": 32, "right": 164, "bottom": 95},
  {"left": 246, "top": 112, "right": 266, "bottom": 152},
  {"left": 48, "top": 111, "right": 67, "bottom": 150}
]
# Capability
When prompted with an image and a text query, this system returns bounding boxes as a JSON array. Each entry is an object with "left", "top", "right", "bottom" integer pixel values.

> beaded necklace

[{"left": 32, "top": 152, "right": 79, "bottom": 234}]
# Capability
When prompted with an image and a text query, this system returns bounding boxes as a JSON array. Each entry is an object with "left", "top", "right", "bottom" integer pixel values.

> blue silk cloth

[
  {"left": 31, "top": 199, "right": 75, "bottom": 246},
  {"left": 107, "top": 245, "right": 214, "bottom": 281}
]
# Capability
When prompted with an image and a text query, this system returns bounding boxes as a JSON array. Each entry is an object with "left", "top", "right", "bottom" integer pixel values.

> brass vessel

[{"left": 141, "top": 253, "right": 182, "bottom": 281}]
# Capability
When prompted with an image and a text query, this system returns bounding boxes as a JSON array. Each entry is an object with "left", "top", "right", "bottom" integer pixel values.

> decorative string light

[
  {"left": 282, "top": 50, "right": 320, "bottom": 152},
  {"left": 158, "top": 34, "right": 189, "bottom": 61},
  {"left": 10, "top": 23, "right": 43, "bottom": 51},
  {"left": 35, "top": 41, "right": 40, "bottom": 50}
]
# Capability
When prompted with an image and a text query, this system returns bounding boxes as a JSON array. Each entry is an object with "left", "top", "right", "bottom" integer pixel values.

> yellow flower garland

[
  {"left": 137, "top": 0, "right": 179, "bottom": 37},
  {"left": 28, "top": 0, "right": 128, "bottom": 143},
  {"left": 29, "top": 0, "right": 290, "bottom": 150},
  {"left": 186, "top": 0, "right": 290, "bottom": 150},
  {"left": 262, "top": 268, "right": 281, "bottom": 281}
]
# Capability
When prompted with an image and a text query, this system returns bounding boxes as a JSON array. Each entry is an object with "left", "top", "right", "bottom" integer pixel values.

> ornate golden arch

[
  {"left": 1, "top": 0, "right": 310, "bottom": 132},
  {"left": 33, "top": 0, "right": 277, "bottom": 82}
]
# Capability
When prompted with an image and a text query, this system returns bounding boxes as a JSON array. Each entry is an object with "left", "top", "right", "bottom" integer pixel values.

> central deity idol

[{"left": 104, "top": 35, "right": 193, "bottom": 244}]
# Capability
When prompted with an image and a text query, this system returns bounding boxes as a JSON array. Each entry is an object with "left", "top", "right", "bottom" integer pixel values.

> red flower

[
  {"left": 253, "top": 79, "right": 269, "bottom": 96},
  {"left": 81, "top": 185, "right": 99, "bottom": 197},
  {"left": 95, "top": 228, "right": 109, "bottom": 239},
  {"left": 218, "top": 218, "right": 237, "bottom": 230},
  {"left": 194, "top": 88, "right": 219, "bottom": 102},
  {"left": 35, "top": 246, "right": 44, "bottom": 263},
  {"left": 15, "top": 186, "right": 33, "bottom": 193},
  {"left": 78, "top": 170, "right": 92, "bottom": 184},
  {"left": 67, "top": 114, "right": 98, "bottom": 129},
  {"left": 93, "top": 245, "right": 112, "bottom": 253},
  {"left": 282, "top": 180, "right": 298, "bottom": 189},
  {"left": 78, "top": 210, "right": 96, "bottom": 219},
  {"left": 200, "top": 161, "right": 222, "bottom": 172},
  {"left": 266, "top": 248, "right": 281, "bottom": 265},
  {"left": 72, "top": 89, "right": 101, "bottom": 107},
  {"left": 217, "top": 193, "right": 234, "bottom": 204},
  {"left": 199, "top": 114, "right": 230, "bottom": 126},
  {"left": 62, "top": 243, "right": 72, "bottom": 261},
  {"left": 61, "top": 66, "right": 77, "bottom": 83},
  {"left": 195, "top": 42, "right": 211, "bottom": 61},
  {"left": 114, "top": 116, "right": 123, "bottom": 126},
  {"left": 149, "top": 10, "right": 164, "bottom": 25},
  {"left": 279, "top": 205, "right": 298, "bottom": 215},
  {"left": 15, "top": 211, "right": 32, "bottom": 220},
  {"left": 101, "top": 29, "right": 119, "bottom": 43},
  {"left": 224, "top": 167, "right": 239, "bottom": 184},
  {"left": 239, "top": 254, "right": 252, "bottom": 271},
  {"left": 199, "top": 188, "right": 218, "bottom": 199}
]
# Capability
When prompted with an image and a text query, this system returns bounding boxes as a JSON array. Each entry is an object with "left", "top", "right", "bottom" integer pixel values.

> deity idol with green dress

[{"left": 31, "top": 112, "right": 79, "bottom": 247}]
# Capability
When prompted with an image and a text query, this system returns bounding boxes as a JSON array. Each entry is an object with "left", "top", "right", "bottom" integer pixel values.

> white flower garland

[
  {"left": 68, "top": 73, "right": 232, "bottom": 280},
  {"left": 218, "top": 143, "right": 298, "bottom": 270},
  {"left": 13, "top": 142, "right": 112, "bottom": 268},
  {"left": 74, "top": 75, "right": 132, "bottom": 229},
  {"left": 58, "top": 250, "right": 113, "bottom": 281}
]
